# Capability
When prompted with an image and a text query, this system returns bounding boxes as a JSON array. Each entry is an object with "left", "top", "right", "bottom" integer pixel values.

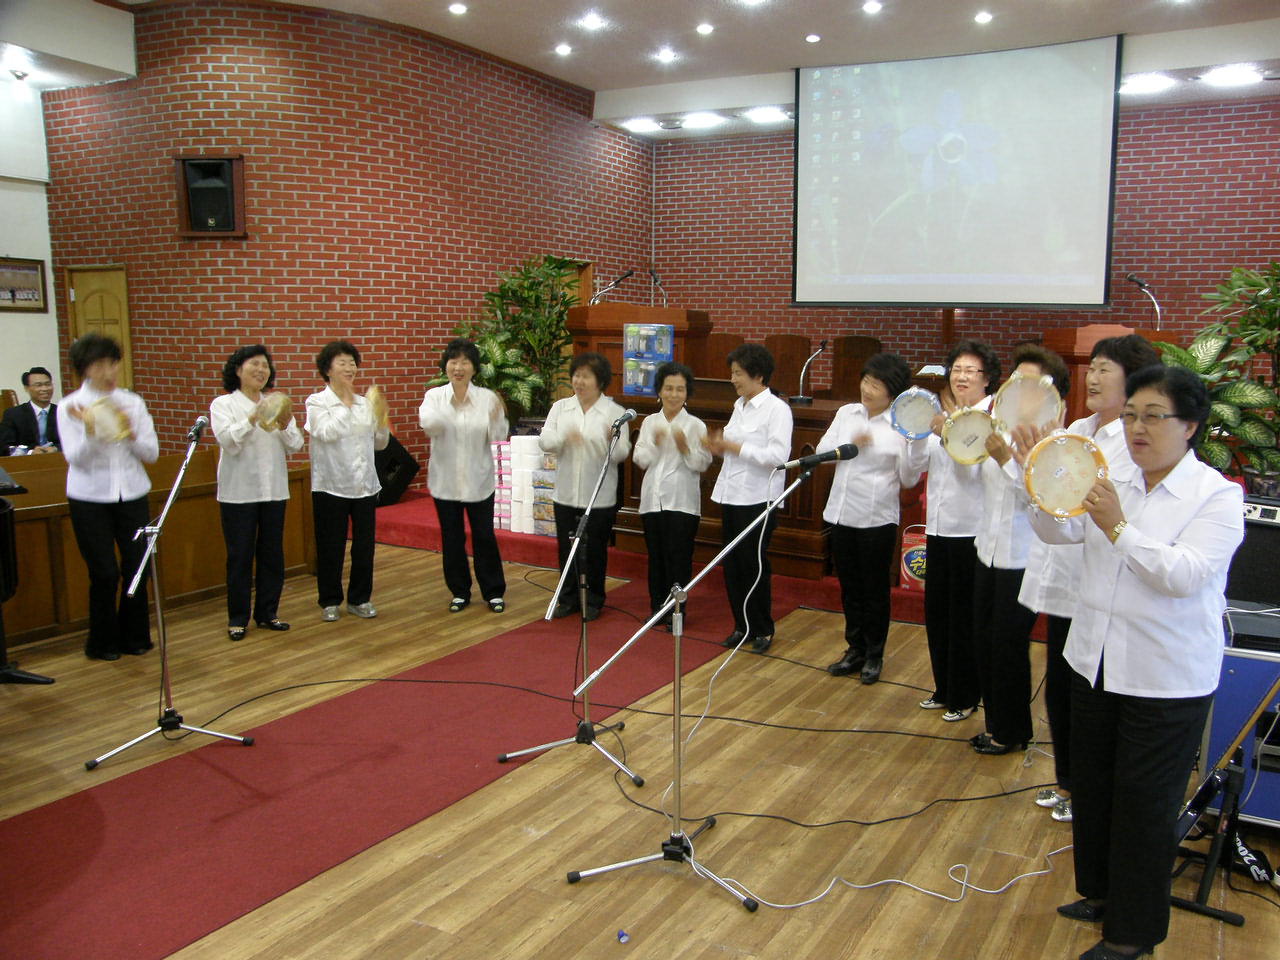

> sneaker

[
  {"left": 941, "top": 707, "right": 974, "bottom": 722},
  {"left": 1035, "top": 788, "right": 1064, "bottom": 808},
  {"left": 919, "top": 697, "right": 946, "bottom": 710},
  {"left": 1051, "top": 798, "right": 1073, "bottom": 822},
  {"left": 320, "top": 605, "right": 340, "bottom": 622},
  {"left": 347, "top": 602, "right": 377, "bottom": 619}
]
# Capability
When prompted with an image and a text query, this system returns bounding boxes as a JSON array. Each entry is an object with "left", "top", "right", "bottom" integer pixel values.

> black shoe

[
  {"left": 1057, "top": 899, "right": 1105, "bottom": 922},
  {"left": 721, "top": 630, "right": 745, "bottom": 648},
  {"left": 972, "top": 735, "right": 1027, "bottom": 756},
  {"left": 256, "top": 618, "right": 291, "bottom": 631},
  {"left": 124, "top": 641, "right": 153, "bottom": 656},
  {"left": 584, "top": 605, "right": 601, "bottom": 622},
  {"left": 859, "top": 659, "right": 882, "bottom": 684},
  {"left": 826, "top": 651, "right": 865, "bottom": 676},
  {"left": 552, "top": 602, "right": 580, "bottom": 619},
  {"left": 228, "top": 627, "right": 247, "bottom": 642},
  {"left": 87, "top": 648, "right": 121, "bottom": 661},
  {"left": 750, "top": 635, "right": 772, "bottom": 654},
  {"left": 1078, "top": 940, "right": 1151, "bottom": 959}
]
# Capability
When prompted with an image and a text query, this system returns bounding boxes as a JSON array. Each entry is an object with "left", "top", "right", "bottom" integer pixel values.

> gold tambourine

[
  {"left": 365, "top": 385, "right": 388, "bottom": 429},
  {"left": 1024, "top": 432, "right": 1109, "bottom": 519},
  {"left": 890, "top": 387, "right": 941, "bottom": 440},
  {"left": 256, "top": 392, "right": 292, "bottom": 432},
  {"left": 992, "top": 373, "right": 1063, "bottom": 434},
  {"left": 81, "top": 398, "right": 131, "bottom": 443},
  {"left": 940, "top": 406, "right": 993, "bottom": 465}
]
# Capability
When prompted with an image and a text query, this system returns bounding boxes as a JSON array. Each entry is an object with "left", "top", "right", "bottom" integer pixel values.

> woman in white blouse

[
  {"left": 539, "top": 352, "right": 631, "bottom": 622},
  {"left": 419, "top": 338, "right": 509, "bottom": 614},
  {"left": 304, "top": 341, "right": 390, "bottom": 622},
  {"left": 210, "top": 345, "right": 304, "bottom": 641},
  {"left": 1027, "top": 364, "right": 1243, "bottom": 960},
  {"left": 57, "top": 333, "right": 159, "bottom": 661},
  {"left": 633, "top": 362, "right": 711, "bottom": 626},
  {"left": 818, "top": 353, "right": 925, "bottom": 684}
]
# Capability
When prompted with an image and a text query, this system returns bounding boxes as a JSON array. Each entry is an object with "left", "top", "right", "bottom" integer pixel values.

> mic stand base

[
  {"left": 787, "top": 395, "right": 813, "bottom": 406},
  {"left": 85, "top": 707, "right": 254, "bottom": 771},
  {"left": 0, "top": 660, "right": 55, "bottom": 684}
]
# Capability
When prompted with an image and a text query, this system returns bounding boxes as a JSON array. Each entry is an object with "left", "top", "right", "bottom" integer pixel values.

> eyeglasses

[
  {"left": 952, "top": 366, "right": 984, "bottom": 377},
  {"left": 1121, "top": 411, "right": 1180, "bottom": 427}
]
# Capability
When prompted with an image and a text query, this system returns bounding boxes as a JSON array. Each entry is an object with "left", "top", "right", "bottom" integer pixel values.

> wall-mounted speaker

[{"left": 183, "top": 159, "right": 234, "bottom": 231}]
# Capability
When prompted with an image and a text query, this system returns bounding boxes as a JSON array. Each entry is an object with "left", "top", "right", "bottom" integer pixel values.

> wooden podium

[
  {"left": 566, "top": 303, "right": 712, "bottom": 399},
  {"left": 1043, "top": 323, "right": 1161, "bottom": 424}
]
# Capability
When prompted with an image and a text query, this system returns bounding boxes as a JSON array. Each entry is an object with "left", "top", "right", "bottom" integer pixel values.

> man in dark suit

[{"left": 1, "top": 367, "right": 60, "bottom": 453}]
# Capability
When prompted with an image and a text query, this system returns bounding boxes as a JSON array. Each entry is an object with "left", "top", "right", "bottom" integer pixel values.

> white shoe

[
  {"left": 347, "top": 602, "right": 377, "bottom": 619},
  {"left": 1035, "top": 788, "right": 1064, "bottom": 808},
  {"left": 919, "top": 697, "right": 946, "bottom": 710},
  {"left": 941, "top": 707, "right": 974, "bottom": 722},
  {"left": 320, "top": 605, "right": 340, "bottom": 622},
  {"left": 1051, "top": 798, "right": 1073, "bottom": 822}
]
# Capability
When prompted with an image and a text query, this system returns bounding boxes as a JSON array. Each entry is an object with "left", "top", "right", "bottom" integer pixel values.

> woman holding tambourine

[{"left": 820, "top": 352, "right": 926, "bottom": 684}]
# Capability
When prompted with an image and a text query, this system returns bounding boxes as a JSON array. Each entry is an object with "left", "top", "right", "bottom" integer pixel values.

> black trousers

[
  {"left": 67, "top": 496, "right": 151, "bottom": 656},
  {"left": 1044, "top": 614, "right": 1073, "bottom": 790},
  {"left": 553, "top": 501, "right": 616, "bottom": 609},
  {"left": 923, "top": 534, "right": 980, "bottom": 711},
  {"left": 972, "top": 560, "right": 1037, "bottom": 745},
  {"left": 830, "top": 522, "right": 898, "bottom": 662},
  {"left": 219, "top": 500, "right": 287, "bottom": 627},
  {"left": 1070, "top": 669, "right": 1211, "bottom": 949},
  {"left": 719, "top": 502, "right": 778, "bottom": 639},
  {"left": 312, "top": 491, "right": 377, "bottom": 608},
  {"left": 641, "top": 509, "right": 700, "bottom": 614},
  {"left": 433, "top": 494, "right": 506, "bottom": 603}
]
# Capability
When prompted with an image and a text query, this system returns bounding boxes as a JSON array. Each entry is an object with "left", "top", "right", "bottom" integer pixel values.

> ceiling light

[
  {"left": 448, "top": 3, "right": 467, "bottom": 14},
  {"left": 974, "top": 11, "right": 993, "bottom": 24},
  {"left": 806, "top": 34, "right": 821, "bottom": 44},
  {"left": 1200, "top": 63, "right": 1263, "bottom": 87},
  {"left": 9, "top": 69, "right": 29, "bottom": 81},
  {"left": 1119, "top": 73, "right": 1176, "bottom": 96},
  {"left": 555, "top": 43, "right": 572, "bottom": 56},
  {"left": 579, "top": 11, "right": 606, "bottom": 31},
  {"left": 658, "top": 119, "right": 683, "bottom": 130},
  {"left": 682, "top": 112, "right": 725, "bottom": 130},
  {"left": 696, "top": 23, "right": 714, "bottom": 36},
  {"left": 622, "top": 118, "right": 660, "bottom": 133},
  {"left": 655, "top": 46, "right": 677, "bottom": 63},
  {"left": 862, "top": 1, "right": 883, "bottom": 12},
  {"left": 744, "top": 106, "right": 789, "bottom": 124}
]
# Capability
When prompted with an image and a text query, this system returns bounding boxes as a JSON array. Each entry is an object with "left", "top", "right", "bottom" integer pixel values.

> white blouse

[
  {"left": 304, "top": 386, "right": 390, "bottom": 499},
  {"left": 419, "top": 382, "right": 508, "bottom": 502},
  {"left": 711, "top": 389, "right": 794, "bottom": 506},
  {"left": 923, "top": 394, "right": 992, "bottom": 538},
  {"left": 817, "top": 404, "right": 926, "bottom": 528},
  {"left": 1028, "top": 449, "right": 1244, "bottom": 698},
  {"left": 58, "top": 383, "right": 158, "bottom": 503},
  {"left": 633, "top": 406, "right": 712, "bottom": 515},
  {"left": 210, "top": 390, "right": 304, "bottom": 503},
  {"left": 539, "top": 393, "right": 632, "bottom": 509}
]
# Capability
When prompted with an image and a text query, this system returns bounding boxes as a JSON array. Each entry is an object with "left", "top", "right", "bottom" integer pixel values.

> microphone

[
  {"left": 648, "top": 267, "right": 661, "bottom": 285},
  {"left": 1125, "top": 272, "right": 1151, "bottom": 291},
  {"left": 778, "top": 443, "right": 857, "bottom": 471},
  {"left": 186, "top": 415, "right": 210, "bottom": 442},
  {"left": 612, "top": 409, "right": 638, "bottom": 430},
  {"left": 617, "top": 269, "right": 634, "bottom": 283},
  {"left": 589, "top": 269, "right": 635, "bottom": 305}
]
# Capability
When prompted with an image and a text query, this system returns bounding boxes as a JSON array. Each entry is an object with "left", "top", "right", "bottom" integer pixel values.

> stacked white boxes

[
  {"left": 491, "top": 440, "right": 512, "bottom": 530},
  {"left": 508, "top": 434, "right": 554, "bottom": 535}
]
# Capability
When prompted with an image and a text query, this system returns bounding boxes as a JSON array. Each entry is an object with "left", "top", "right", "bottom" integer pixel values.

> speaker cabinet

[
  {"left": 1226, "top": 495, "right": 1280, "bottom": 607},
  {"left": 174, "top": 155, "right": 246, "bottom": 237},
  {"left": 374, "top": 433, "right": 421, "bottom": 507}
]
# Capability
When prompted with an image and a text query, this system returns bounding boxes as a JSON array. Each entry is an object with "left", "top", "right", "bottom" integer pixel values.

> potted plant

[{"left": 1155, "top": 261, "right": 1280, "bottom": 489}]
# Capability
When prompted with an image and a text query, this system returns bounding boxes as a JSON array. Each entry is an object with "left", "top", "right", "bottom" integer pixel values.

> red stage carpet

[{"left": 0, "top": 578, "right": 771, "bottom": 960}]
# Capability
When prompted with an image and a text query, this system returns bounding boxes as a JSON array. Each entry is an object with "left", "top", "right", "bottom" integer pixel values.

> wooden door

[{"left": 65, "top": 265, "right": 134, "bottom": 389}]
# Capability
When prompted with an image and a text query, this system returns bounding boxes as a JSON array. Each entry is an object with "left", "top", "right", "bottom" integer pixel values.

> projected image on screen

[{"left": 794, "top": 37, "right": 1119, "bottom": 307}]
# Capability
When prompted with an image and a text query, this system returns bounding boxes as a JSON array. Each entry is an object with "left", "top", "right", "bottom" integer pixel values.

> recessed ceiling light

[
  {"left": 806, "top": 34, "right": 821, "bottom": 44},
  {"left": 744, "top": 106, "right": 789, "bottom": 124},
  {"left": 623, "top": 118, "right": 660, "bottom": 133},
  {"left": 448, "top": 3, "right": 467, "bottom": 14},
  {"left": 555, "top": 43, "right": 572, "bottom": 56},
  {"left": 1200, "top": 63, "right": 1263, "bottom": 87},
  {"left": 579, "top": 11, "right": 606, "bottom": 31},
  {"left": 683, "top": 112, "right": 725, "bottom": 129},
  {"left": 974, "top": 11, "right": 993, "bottom": 24},
  {"left": 862, "top": 1, "right": 883, "bottom": 13},
  {"left": 9, "top": 69, "right": 30, "bottom": 81},
  {"left": 696, "top": 23, "right": 714, "bottom": 36},
  {"left": 655, "top": 46, "right": 677, "bottom": 63},
  {"left": 1119, "top": 73, "right": 1176, "bottom": 96}
]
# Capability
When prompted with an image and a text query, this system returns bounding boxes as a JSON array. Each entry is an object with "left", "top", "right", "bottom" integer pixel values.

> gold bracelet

[{"left": 1109, "top": 520, "right": 1127, "bottom": 543}]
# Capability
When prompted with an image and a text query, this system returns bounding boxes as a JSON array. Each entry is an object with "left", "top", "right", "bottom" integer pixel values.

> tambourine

[
  {"left": 256, "top": 392, "right": 293, "bottom": 432},
  {"left": 890, "top": 387, "right": 941, "bottom": 440},
  {"left": 1024, "top": 432, "right": 1109, "bottom": 519},
  {"left": 940, "top": 407, "right": 993, "bottom": 465},
  {"left": 992, "top": 373, "right": 1063, "bottom": 435},
  {"left": 365, "top": 385, "right": 388, "bottom": 429},
  {"left": 81, "top": 398, "right": 131, "bottom": 443}
]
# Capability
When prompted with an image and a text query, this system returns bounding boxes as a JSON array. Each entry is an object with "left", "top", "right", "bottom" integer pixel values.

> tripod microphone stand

[
  {"left": 566, "top": 466, "right": 814, "bottom": 911},
  {"left": 86, "top": 425, "right": 253, "bottom": 770},
  {"left": 497, "top": 418, "right": 643, "bottom": 786}
]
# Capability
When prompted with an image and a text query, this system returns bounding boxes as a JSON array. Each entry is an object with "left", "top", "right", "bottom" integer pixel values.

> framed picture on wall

[{"left": 0, "top": 257, "right": 48, "bottom": 313}]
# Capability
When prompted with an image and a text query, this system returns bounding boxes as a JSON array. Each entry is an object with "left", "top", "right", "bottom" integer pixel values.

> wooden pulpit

[{"left": 566, "top": 303, "right": 712, "bottom": 398}]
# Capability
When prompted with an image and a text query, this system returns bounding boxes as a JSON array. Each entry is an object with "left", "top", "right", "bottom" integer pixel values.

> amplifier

[{"left": 1226, "top": 495, "right": 1280, "bottom": 609}]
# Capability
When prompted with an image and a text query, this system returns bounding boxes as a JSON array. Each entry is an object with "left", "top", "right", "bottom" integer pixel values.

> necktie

[{"left": 37, "top": 408, "right": 47, "bottom": 445}]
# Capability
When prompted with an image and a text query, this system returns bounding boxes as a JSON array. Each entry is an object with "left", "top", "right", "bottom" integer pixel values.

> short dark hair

[
  {"left": 861, "top": 352, "right": 911, "bottom": 399},
  {"left": 1125, "top": 364, "right": 1210, "bottom": 449},
  {"left": 945, "top": 339, "right": 1001, "bottom": 395},
  {"left": 1009, "top": 343, "right": 1071, "bottom": 400},
  {"left": 569, "top": 351, "right": 611, "bottom": 391},
  {"left": 1091, "top": 334, "right": 1161, "bottom": 377},
  {"left": 21, "top": 366, "right": 52, "bottom": 387},
  {"left": 222, "top": 344, "right": 276, "bottom": 393},
  {"left": 316, "top": 340, "right": 360, "bottom": 382},
  {"left": 439, "top": 337, "right": 481, "bottom": 374},
  {"left": 654, "top": 361, "right": 695, "bottom": 398},
  {"left": 68, "top": 332, "right": 122, "bottom": 377},
  {"left": 726, "top": 343, "right": 774, "bottom": 385}
]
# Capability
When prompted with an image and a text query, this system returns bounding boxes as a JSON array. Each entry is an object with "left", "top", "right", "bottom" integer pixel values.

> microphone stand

[
  {"left": 788, "top": 340, "right": 827, "bottom": 406},
  {"left": 565, "top": 466, "right": 815, "bottom": 911},
  {"left": 85, "top": 429, "right": 253, "bottom": 770},
  {"left": 497, "top": 421, "right": 643, "bottom": 786},
  {"left": 589, "top": 272, "right": 630, "bottom": 306}
]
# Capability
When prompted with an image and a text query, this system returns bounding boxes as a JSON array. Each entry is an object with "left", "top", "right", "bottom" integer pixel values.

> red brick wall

[
  {"left": 43, "top": 0, "right": 652, "bottom": 463},
  {"left": 655, "top": 99, "right": 1280, "bottom": 389}
]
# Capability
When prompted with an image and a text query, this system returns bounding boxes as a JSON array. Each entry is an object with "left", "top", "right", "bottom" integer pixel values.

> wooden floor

[{"left": 3, "top": 543, "right": 1278, "bottom": 959}]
